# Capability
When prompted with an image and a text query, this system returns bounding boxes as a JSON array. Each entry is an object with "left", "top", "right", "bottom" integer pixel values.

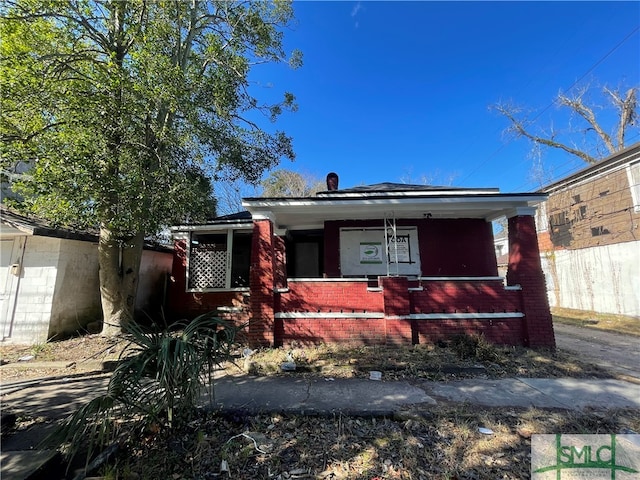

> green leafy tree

[{"left": 1, "top": 0, "right": 301, "bottom": 334}]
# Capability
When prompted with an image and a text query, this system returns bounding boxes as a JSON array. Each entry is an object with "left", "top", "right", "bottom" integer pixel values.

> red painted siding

[
  {"left": 323, "top": 218, "right": 498, "bottom": 277},
  {"left": 419, "top": 219, "right": 498, "bottom": 276}
]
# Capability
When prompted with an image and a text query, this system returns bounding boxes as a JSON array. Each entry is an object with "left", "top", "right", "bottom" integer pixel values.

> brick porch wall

[
  {"left": 507, "top": 215, "right": 555, "bottom": 348},
  {"left": 272, "top": 277, "right": 527, "bottom": 347}
]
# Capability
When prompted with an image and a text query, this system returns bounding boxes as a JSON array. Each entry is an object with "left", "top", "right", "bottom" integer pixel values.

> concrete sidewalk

[{"left": 209, "top": 375, "right": 640, "bottom": 414}]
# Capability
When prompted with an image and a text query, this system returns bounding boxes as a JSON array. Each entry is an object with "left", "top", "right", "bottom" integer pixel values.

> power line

[{"left": 460, "top": 25, "right": 640, "bottom": 185}]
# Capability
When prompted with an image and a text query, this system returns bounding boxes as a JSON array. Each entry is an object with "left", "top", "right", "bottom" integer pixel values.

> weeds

[{"left": 50, "top": 311, "right": 240, "bottom": 469}]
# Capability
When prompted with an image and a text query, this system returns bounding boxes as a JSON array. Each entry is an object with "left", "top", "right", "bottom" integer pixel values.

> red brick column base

[
  {"left": 380, "top": 276, "right": 412, "bottom": 345},
  {"left": 249, "top": 220, "right": 275, "bottom": 347},
  {"left": 507, "top": 215, "right": 555, "bottom": 348}
]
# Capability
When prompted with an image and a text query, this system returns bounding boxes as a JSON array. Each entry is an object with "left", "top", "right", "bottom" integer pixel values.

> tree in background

[
  {"left": 260, "top": 169, "right": 324, "bottom": 197},
  {"left": 213, "top": 169, "right": 323, "bottom": 215},
  {"left": 493, "top": 84, "right": 638, "bottom": 165},
  {"left": 0, "top": 0, "right": 301, "bottom": 334}
]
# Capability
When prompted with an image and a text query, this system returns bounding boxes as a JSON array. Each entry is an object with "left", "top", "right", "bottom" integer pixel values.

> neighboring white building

[
  {"left": 536, "top": 143, "right": 640, "bottom": 317},
  {"left": 1, "top": 207, "right": 173, "bottom": 344}
]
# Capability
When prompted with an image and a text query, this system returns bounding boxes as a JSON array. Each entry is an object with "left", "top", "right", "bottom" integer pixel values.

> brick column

[
  {"left": 380, "top": 276, "right": 412, "bottom": 345},
  {"left": 249, "top": 220, "right": 275, "bottom": 346},
  {"left": 506, "top": 213, "right": 555, "bottom": 348},
  {"left": 273, "top": 234, "right": 287, "bottom": 290}
]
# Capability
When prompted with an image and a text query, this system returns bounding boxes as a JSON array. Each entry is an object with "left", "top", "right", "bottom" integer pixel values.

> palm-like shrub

[{"left": 54, "top": 311, "right": 240, "bottom": 466}]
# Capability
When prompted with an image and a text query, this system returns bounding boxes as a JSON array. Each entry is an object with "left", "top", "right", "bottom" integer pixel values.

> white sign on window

[
  {"left": 360, "top": 242, "right": 383, "bottom": 264},
  {"left": 388, "top": 235, "right": 410, "bottom": 263},
  {"left": 340, "top": 227, "right": 421, "bottom": 276}
]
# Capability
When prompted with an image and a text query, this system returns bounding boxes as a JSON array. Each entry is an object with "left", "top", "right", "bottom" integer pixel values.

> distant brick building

[
  {"left": 537, "top": 143, "right": 640, "bottom": 316},
  {"left": 169, "top": 179, "right": 555, "bottom": 348}
]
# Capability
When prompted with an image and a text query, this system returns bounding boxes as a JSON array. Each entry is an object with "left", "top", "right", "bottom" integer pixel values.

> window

[
  {"left": 187, "top": 229, "right": 252, "bottom": 291},
  {"left": 627, "top": 161, "right": 640, "bottom": 212}
]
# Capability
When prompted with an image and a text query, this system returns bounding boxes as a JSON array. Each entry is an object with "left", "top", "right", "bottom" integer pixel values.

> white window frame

[
  {"left": 185, "top": 226, "right": 252, "bottom": 293},
  {"left": 626, "top": 161, "right": 640, "bottom": 213}
]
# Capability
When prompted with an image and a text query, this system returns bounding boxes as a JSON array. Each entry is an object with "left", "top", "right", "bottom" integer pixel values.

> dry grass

[
  {"left": 1, "top": 332, "right": 614, "bottom": 384},
  {"left": 242, "top": 339, "right": 613, "bottom": 382},
  {"left": 0, "top": 335, "right": 127, "bottom": 382},
  {"left": 106, "top": 406, "right": 640, "bottom": 480},
  {"left": 552, "top": 307, "right": 640, "bottom": 336}
]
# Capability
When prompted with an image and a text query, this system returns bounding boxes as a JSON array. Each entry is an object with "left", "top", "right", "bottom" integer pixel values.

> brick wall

[
  {"left": 278, "top": 280, "right": 383, "bottom": 313},
  {"left": 410, "top": 280, "right": 522, "bottom": 314},
  {"left": 507, "top": 215, "right": 555, "bottom": 348},
  {"left": 274, "top": 277, "right": 527, "bottom": 347},
  {"left": 278, "top": 317, "right": 387, "bottom": 345},
  {"left": 249, "top": 220, "right": 275, "bottom": 346},
  {"left": 414, "top": 318, "right": 524, "bottom": 345},
  {"left": 544, "top": 167, "right": 640, "bottom": 250}
]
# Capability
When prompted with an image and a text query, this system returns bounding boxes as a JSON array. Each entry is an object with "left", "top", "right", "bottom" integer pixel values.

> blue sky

[{"left": 233, "top": 1, "right": 639, "bottom": 200}]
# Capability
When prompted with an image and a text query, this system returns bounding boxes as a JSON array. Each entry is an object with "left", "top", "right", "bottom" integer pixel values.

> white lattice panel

[{"left": 189, "top": 246, "right": 226, "bottom": 289}]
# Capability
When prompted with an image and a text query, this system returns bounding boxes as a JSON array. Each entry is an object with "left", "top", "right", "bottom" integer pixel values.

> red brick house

[{"left": 168, "top": 179, "right": 555, "bottom": 348}]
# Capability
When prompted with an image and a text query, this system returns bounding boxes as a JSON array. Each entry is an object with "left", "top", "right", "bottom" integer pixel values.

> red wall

[
  {"left": 419, "top": 218, "right": 498, "bottom": 276},
  {"left": 170, "top": 215, "right": 554, "bottom": 349},
  {"left": 323, "top": 218, "right": 498, "bottom": 277},
  {"left": 277, "top": 318, "right": 387, "bottom": 345},
  {"left": 273, "top": 277, "right": 527, "bottom": 347},
  {"left": 278, "top": 281, "right": 383, "bottom": 313},
  {"left": 410, "top": 280, "right": 521, "bottom": 314},
  {"left": 414, "top": 318, "right": 524, "bottom": 346}
]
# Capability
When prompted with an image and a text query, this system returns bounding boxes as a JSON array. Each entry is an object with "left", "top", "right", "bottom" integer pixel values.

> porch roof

[{"left": 242, "top": 185, "right": 547, "bottom": 230}]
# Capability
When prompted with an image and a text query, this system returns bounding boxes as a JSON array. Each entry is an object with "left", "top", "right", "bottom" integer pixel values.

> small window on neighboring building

[
  {"left": 627, "top": 161, "right": 640, "bottom": 212},
  {"left": 578, "top": 205, "right": 587, "bottom": 220},
  {"left": 590, "top": 226, "right": 610, "bottom": 237}
]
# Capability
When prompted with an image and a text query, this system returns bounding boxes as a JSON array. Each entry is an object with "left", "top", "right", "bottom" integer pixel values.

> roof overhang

[
  {"left": 242, "top": 193, "right": 547, "bottom": 230},
  {"left": 0, "top": 222, "right": 32, "bottom": 238}
]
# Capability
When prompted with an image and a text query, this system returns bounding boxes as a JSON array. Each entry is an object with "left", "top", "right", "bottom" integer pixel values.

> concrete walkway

[{"left": 554, "top": 322, "right": 640, "bottom": 378}]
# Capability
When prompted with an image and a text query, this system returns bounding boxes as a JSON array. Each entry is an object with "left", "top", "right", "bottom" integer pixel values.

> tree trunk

[{"left": 98, "top": 228, "right": 144, "bottom": 336}]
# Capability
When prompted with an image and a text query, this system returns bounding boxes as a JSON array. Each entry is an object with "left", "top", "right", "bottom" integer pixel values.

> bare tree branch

[
  {"left": 493, "top": 103, "right": 599, "bottom": 164},
  {"left": 557, "top": 91, "right": 616, "bottom": 154},
  {"left": 493, "top": 83, "right": 639, "bottom": 165},
  {"left": 604, "top": 86, "right": 638, "bottom": 149}
]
